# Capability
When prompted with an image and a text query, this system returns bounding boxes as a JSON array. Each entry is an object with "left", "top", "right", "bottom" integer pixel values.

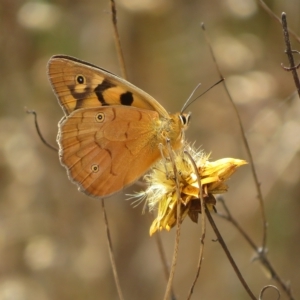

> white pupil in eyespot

[{"left": 77, "top": 75, "right": 84, "bottom": 84}]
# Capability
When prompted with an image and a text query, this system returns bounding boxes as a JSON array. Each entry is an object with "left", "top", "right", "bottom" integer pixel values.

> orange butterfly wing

[
  {"left": 48, "top": 55, "right": 169, "bottom": 117},
  {"left": 58, "top": 105, "right": 162, "bottom": 198},
  {"left": 48, "top": 55, "right": 187, "bottom": 198}
]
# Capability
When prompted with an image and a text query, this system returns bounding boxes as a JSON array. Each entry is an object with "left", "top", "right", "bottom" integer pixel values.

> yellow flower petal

[{"left": 133, "top": 145, "right": 247, "bottom": 235}]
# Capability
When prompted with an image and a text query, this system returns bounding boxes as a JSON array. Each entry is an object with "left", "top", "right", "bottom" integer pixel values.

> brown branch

[
  {"left": 151, "top": 217, "right": 177, "bottom": 300},
  {"left": 259, "top": 285, "right": 280, "bottom": 300},
  {"left": 184, "top": 150, "right": 206, "bottom": 300},
  {"left": 110, "top": 0, "right": 128, "bottom": 80},
  {"left": 25, "top": 108, "right": 58, "bottom": 151},
  {"left": 152, "top": 225, "right": 171, "bottom": 281},
  {"left": 163, "top": 140, "right": 182, "bottom": 300},
  {"left": 201, "top": 23, "right": 268, "bottom": 251},
  {"left": 216, "top": 197, "right": 257, "bottom": 250},
  {"left": 109, "top": 2, "right": 177, "bottom": 299},
  {"left": 101, "top": 199, "right": 125, "bottom": 300},
  {"left": 256, "top": 0, "right": 300, "bottom": 43},
  {"left": 216, "top": 197, "right": 295, "bottom": 300},
  {"left": 281, "top": 13, "right": 300, "bottom": 99},
  {"left": 205, "top": 206, "right": 257, "bottom": 300}
]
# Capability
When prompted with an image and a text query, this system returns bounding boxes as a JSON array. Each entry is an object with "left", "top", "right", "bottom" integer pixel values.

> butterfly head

[{"left": 166, "top": 112, "right": 191, "bottom": 150}]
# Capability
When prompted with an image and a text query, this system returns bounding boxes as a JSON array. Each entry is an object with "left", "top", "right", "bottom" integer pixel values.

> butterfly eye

[
  {"left": 76, "top": 74, "right": 86, "bottom": 84},
  {"left": 180, "top": 113, "right": 191, "bottom": 127},
  {"left": 95, "top": 112, "right": 105, "bottom": 122},
  {"left": 91, "top": 164, "right": 99, "bottom": 173}
]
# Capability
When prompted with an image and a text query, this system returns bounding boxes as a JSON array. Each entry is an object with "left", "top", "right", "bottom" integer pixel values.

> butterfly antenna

[
  {"left": 180, "top": 83, "right": 202, "bottom": 113},
  {"left": 181, "top": 78, "right": 224, "bottom": 113}
]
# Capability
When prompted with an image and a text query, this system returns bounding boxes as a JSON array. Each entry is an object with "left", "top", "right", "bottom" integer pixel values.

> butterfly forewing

[{"left": 48, "top": 55, "right": 169, "bottom": 117}]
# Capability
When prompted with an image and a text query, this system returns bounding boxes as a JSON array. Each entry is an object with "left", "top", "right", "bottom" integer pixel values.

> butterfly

[{"left": 48, "top": 55, "right": 190, "bottom": 199}]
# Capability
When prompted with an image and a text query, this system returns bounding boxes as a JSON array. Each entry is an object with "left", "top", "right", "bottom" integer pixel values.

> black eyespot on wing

[
  {"left": 94, "top": 79, "right": 115, "bottom": 105},
  {"left": 91, "top": 164, "right": 99, "bottom": 173},
  {"left": 70, "top": 78, "right": 115, "bottom": 110},
  {"left": 95, "top": 112, "right": 105, "bottom": 122},
  {"left": 120, "top": 91, "right": 134, "bottom": 106},
  {"left": 76, "top": 75, "right": 85, "bottom": 84}
]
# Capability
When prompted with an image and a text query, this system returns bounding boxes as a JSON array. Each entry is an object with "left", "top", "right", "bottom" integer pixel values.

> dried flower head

[{"left": 135, "top": 145, "right": 247, "bottom": 236}]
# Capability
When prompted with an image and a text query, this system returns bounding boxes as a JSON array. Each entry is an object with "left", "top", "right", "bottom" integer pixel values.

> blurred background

[{"left": 1, "top": 0, "right": 300, "bottom": 299}]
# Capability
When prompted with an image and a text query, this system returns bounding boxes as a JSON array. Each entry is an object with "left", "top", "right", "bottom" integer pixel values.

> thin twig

[
  {"left": 184, "top": 150, "right": 206, "bottom": 300},
  {"left": 110, "top": 0, "right": 128, "bottom": 80},
  {"left": 281, "top": 13, "right": 300, "bottom": 98},
  {"left": 201, "top": 23, "right": 268, "bottom": 251},
  {"left": 259, "top": 285, "right": 280, "bottom": 300},
  {"left": 102, "top": 3, "right": 128, "bottom": 299},
  {"left": 216, "top": 197, "right": 257, "bottom": 250},
  {"left": 216, "top": 197, "right": 295, "bottom": 300},
  {"left": 163, "top": 140, "right": 182, "bottom": 300},
  {"left": 25, "top": 108, "right": 58, "bottom": 151},
  {"left": 205, "top": 205, "right": 257, "bottom": 300},
  {"left": 152, "top": 227, "right": 177, "bottom": 300},
  {"left": 152, "top": 219, "right": 171, "bottom": 280},
  {"left": 256, "top": 0, "right": 300, "bottom": 43},
  {"left": 101, "top": 199, "right": 125, "bottom": 300}
]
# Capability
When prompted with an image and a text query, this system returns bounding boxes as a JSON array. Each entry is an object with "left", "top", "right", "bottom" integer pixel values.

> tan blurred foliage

[{"left": 0, "top": 0, "right": 299, "bottom": 299}]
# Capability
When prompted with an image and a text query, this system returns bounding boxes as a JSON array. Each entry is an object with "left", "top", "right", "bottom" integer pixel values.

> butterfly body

[{"left": 48, "top": 55, "right": 190, "bottom": 198}]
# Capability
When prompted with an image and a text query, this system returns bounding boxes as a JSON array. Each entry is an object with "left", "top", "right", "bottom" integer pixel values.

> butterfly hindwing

[{"left": 57, "top": 105, "right": 162, "bottom": 198}]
